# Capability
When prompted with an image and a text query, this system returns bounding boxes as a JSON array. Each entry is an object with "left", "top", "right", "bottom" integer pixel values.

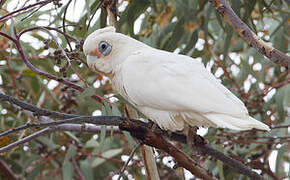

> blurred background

[{"left": 0, "top": 0, "right": 289, "bottom": 179}]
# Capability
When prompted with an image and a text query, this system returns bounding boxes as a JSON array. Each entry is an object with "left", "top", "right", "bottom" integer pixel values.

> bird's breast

[{"left": 110, "top": 66, "right": 136, "bottom": 106}]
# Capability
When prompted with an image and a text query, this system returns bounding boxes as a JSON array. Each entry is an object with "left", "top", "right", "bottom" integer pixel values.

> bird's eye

[{"left": 98, "top": 41, "right": 112, "bottom": 56}]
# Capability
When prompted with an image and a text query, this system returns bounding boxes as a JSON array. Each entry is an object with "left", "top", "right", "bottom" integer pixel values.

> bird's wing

[{"left": 120, "top": 49, "right": 249, "bottom": 119}]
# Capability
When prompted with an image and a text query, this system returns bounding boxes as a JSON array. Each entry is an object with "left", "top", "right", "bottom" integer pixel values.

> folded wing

[{"left": 120, "top": 49, "right": 269, "bottom": 131}]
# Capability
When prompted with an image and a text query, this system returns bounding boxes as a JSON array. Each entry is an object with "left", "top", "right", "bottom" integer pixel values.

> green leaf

[
  {"left": 37, "top": 136, "right": 59, "bottom": 151},
  {"left": 164, "top": 16, "right": 185, "bottom": 51},
  {"left": 31, "top": 76, "right": 41, "bottom": 94},
  {"left": 80, "top": 159, "right": 94, "bottom": 180},
  {"left": 91, "top": 148, "right": 123, "bottom": 167},
  {"left": 270, "top": 15, "right": 289, "bottom": 37},
  {"left": 79, "top": 87, "right": 95, "bottom": 98},
  {"left": 64, "top": 131, "right": 81, "bottom": 144},
  {"left": 119, "top": 0, "right": 151, "bottom": 36},
  {"left": 101, "top": 101, "right": 112, "bottom": 115},
  {"left": 85, "top": 136, "right": 100, "bottom": 148},
  {"left": 239, "top": 58, "right": 251, "bottom": 83},
  {"left": 214, "top": 10, "right": 225, "bottom": 30},
  {"left": 27, "top": 164, "right": 43, "bottom": 180},
  {"left": 156, "top": 22, "right": 176, "bottom": 49},
  {"left": 111, "top": 105, "right": 121, "bottom": 116},
  {"left": 62, "top": 145, "right": 77, "bottom": 180},
  {"left": 100, "top": 125, "right": 106, "bottom": 143},
  {"left": 181, "top": 29, "right": 199, "bottom": 55},
  {"left": 22, "top": 69, "right": 37, "bottom": 77},
  {"left": 123, "top": 131, "right": 135, "bottom": 148},
  {"left": 96, "top": 125, "right": 107, "bottom": 154},
  {"left": 36, "top": 91, "right": 46, "bottom": 107},
  {"left": 222, "top": 24, "right": 233, "bottom": 61},
  {"left": 276, "top": 145, "right": 288, "bottom": 178},
  {"left": 217, "top": 160, "right": 225, "bottom": 180},
  {"left": 275, "top": 84, "right": 290, "bottom": 122}
]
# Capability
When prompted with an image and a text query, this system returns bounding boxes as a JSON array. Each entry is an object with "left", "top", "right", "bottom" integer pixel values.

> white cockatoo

[{"left": 83, "top": 26, "right": 270, "bottom": 132}]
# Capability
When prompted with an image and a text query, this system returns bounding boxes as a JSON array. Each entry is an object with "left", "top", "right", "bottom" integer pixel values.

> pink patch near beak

[{"left": 91, "top": 48, "right": 103, "bottom": 58}]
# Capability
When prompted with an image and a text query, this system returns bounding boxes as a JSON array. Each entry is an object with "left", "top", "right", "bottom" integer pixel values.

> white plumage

[{"left": 83, "top": 26, "right": 270, "bottom": 131}]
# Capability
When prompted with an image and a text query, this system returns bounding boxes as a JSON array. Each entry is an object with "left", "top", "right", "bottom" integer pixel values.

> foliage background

[{"left": 0, "top": 0, "right": 289, "bottom": 179}]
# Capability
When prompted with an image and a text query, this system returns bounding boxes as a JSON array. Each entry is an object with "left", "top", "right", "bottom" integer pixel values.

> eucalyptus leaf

[
  {"left": 91, "top": 148, "right": 123, "bottom": 168},
  {"left": 62, "top": 145, "right": 77, "bottom": 180}
]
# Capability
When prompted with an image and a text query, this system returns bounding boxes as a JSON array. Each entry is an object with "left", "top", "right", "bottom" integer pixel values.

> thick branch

[
  {"left": 120, "top": 120, "right": 265, "bottom": 180},
  {"left": 209, "top": 0, "right": 290, "bottom": 68},
  {"left": 119, "top": 120, "right": 218, "bottom": 180},
  {"left": 0, "top": 92, "right": 77, "bottom": 119}
]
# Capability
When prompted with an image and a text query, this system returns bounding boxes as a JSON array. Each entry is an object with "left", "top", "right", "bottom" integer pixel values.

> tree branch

[
  {"left": 0, "top": 124, "right": 120, "bottom": 153},
  {"left": 120, "top": 120, "right": 265, "bottom": 180},
  {"left": 0, "top": 92, "right": 266, "bottom": 179},
  {"left": 0, "top": 115, "right": 124, "bottom": 138},
  {"left": 18, "top": 26, "right": 80, "bottom": 42},
  {"left": 0, "top": 32, "right": 17, "bottom": 43},
  {"left": 117, "top": 142, "right": 142, "bottom": 180},
  {"left": 209, "top": 0, "right": 290, "bottom": 68},
  {"left": 87, "top": 1, "right": 103, "bottom": 30},
  {"left": 62, "top": 0, "right": 73, "bottom": 51},
  {"left": 0, "top": 92, "right": 77, "bottom": 119},
  {"left": 103, "top": 0, "right": 119, "bottom": 29},
  {"left": 119, "top": 121, "right": 218, "bottom": 180},
  {"left": 0, "top": 0, "right": 55, "bottom": 23},
  {"left": 0, "top": 128, "right": 52, "bottom": 153}
]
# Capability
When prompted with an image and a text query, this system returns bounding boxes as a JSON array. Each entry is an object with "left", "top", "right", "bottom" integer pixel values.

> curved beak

[{"left": 86, "top": 55, "right": 99, "bottom": 68}]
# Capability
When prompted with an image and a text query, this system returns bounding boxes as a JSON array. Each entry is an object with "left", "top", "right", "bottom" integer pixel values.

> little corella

[{"left": 83, "top": 26, "right": 270, "bottom": 132}]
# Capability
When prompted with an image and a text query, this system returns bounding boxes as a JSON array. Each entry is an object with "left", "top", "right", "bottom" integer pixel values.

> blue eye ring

[{"left": 98, "top": 41, "right": 112, "bottom": 56}]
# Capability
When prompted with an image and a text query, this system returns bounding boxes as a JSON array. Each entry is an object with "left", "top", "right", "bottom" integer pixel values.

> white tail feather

[{"left": 204, "top": 114, "right": 270, "bottom": 131}]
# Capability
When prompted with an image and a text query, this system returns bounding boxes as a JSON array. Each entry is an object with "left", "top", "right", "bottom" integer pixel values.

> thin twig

[
  {"left": 37, "top": 27, "right": 72, "bottom": 66},
  {"left": 87, "top": 0, "right": 103, "bottom": 30},
  {"left": 0, "top": 109, "right": 120, "bottom": 153},
  {"left": 117, "top": 142, "right": 141, "bottom": 180},
  {"left": 62, "top": 0, "right": 73, "bottom": 51},
  {"left": 0, "top": 116, "right": 124, "bottom": 138},
  {"left": 20, "top": 3, "right": 47, "bottom": 21},
  {"left": 0, "top": 32, "right": 17, "bottom": 43},
  {"left": 19, "top": 26, "right": 79, "bottom": 42},
  {"left": 72, "top": 157, "right": 85, "bottom": 180},
  {"left": 0, "top": 124, "right": 120, "bottom": 153},
  {"left": 0, "top": 0, "right": 54, "bottom": 22},
  {"left": 0, "top": 128, "right": 53, "bottom": 153}
]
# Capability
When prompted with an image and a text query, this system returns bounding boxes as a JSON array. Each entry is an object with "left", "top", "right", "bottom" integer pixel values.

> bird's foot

[{"left": 147, "top": 119, "right": 158, "bottom": 130}]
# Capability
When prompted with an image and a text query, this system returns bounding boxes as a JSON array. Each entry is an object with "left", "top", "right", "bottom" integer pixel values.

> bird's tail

[{"left": 204, "top": 114, "right": 270, "bottom": 131}]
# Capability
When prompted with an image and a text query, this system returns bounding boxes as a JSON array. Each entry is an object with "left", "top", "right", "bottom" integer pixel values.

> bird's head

[{"left": 83, "top": 26, "right": 143, "bottom": 76}]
